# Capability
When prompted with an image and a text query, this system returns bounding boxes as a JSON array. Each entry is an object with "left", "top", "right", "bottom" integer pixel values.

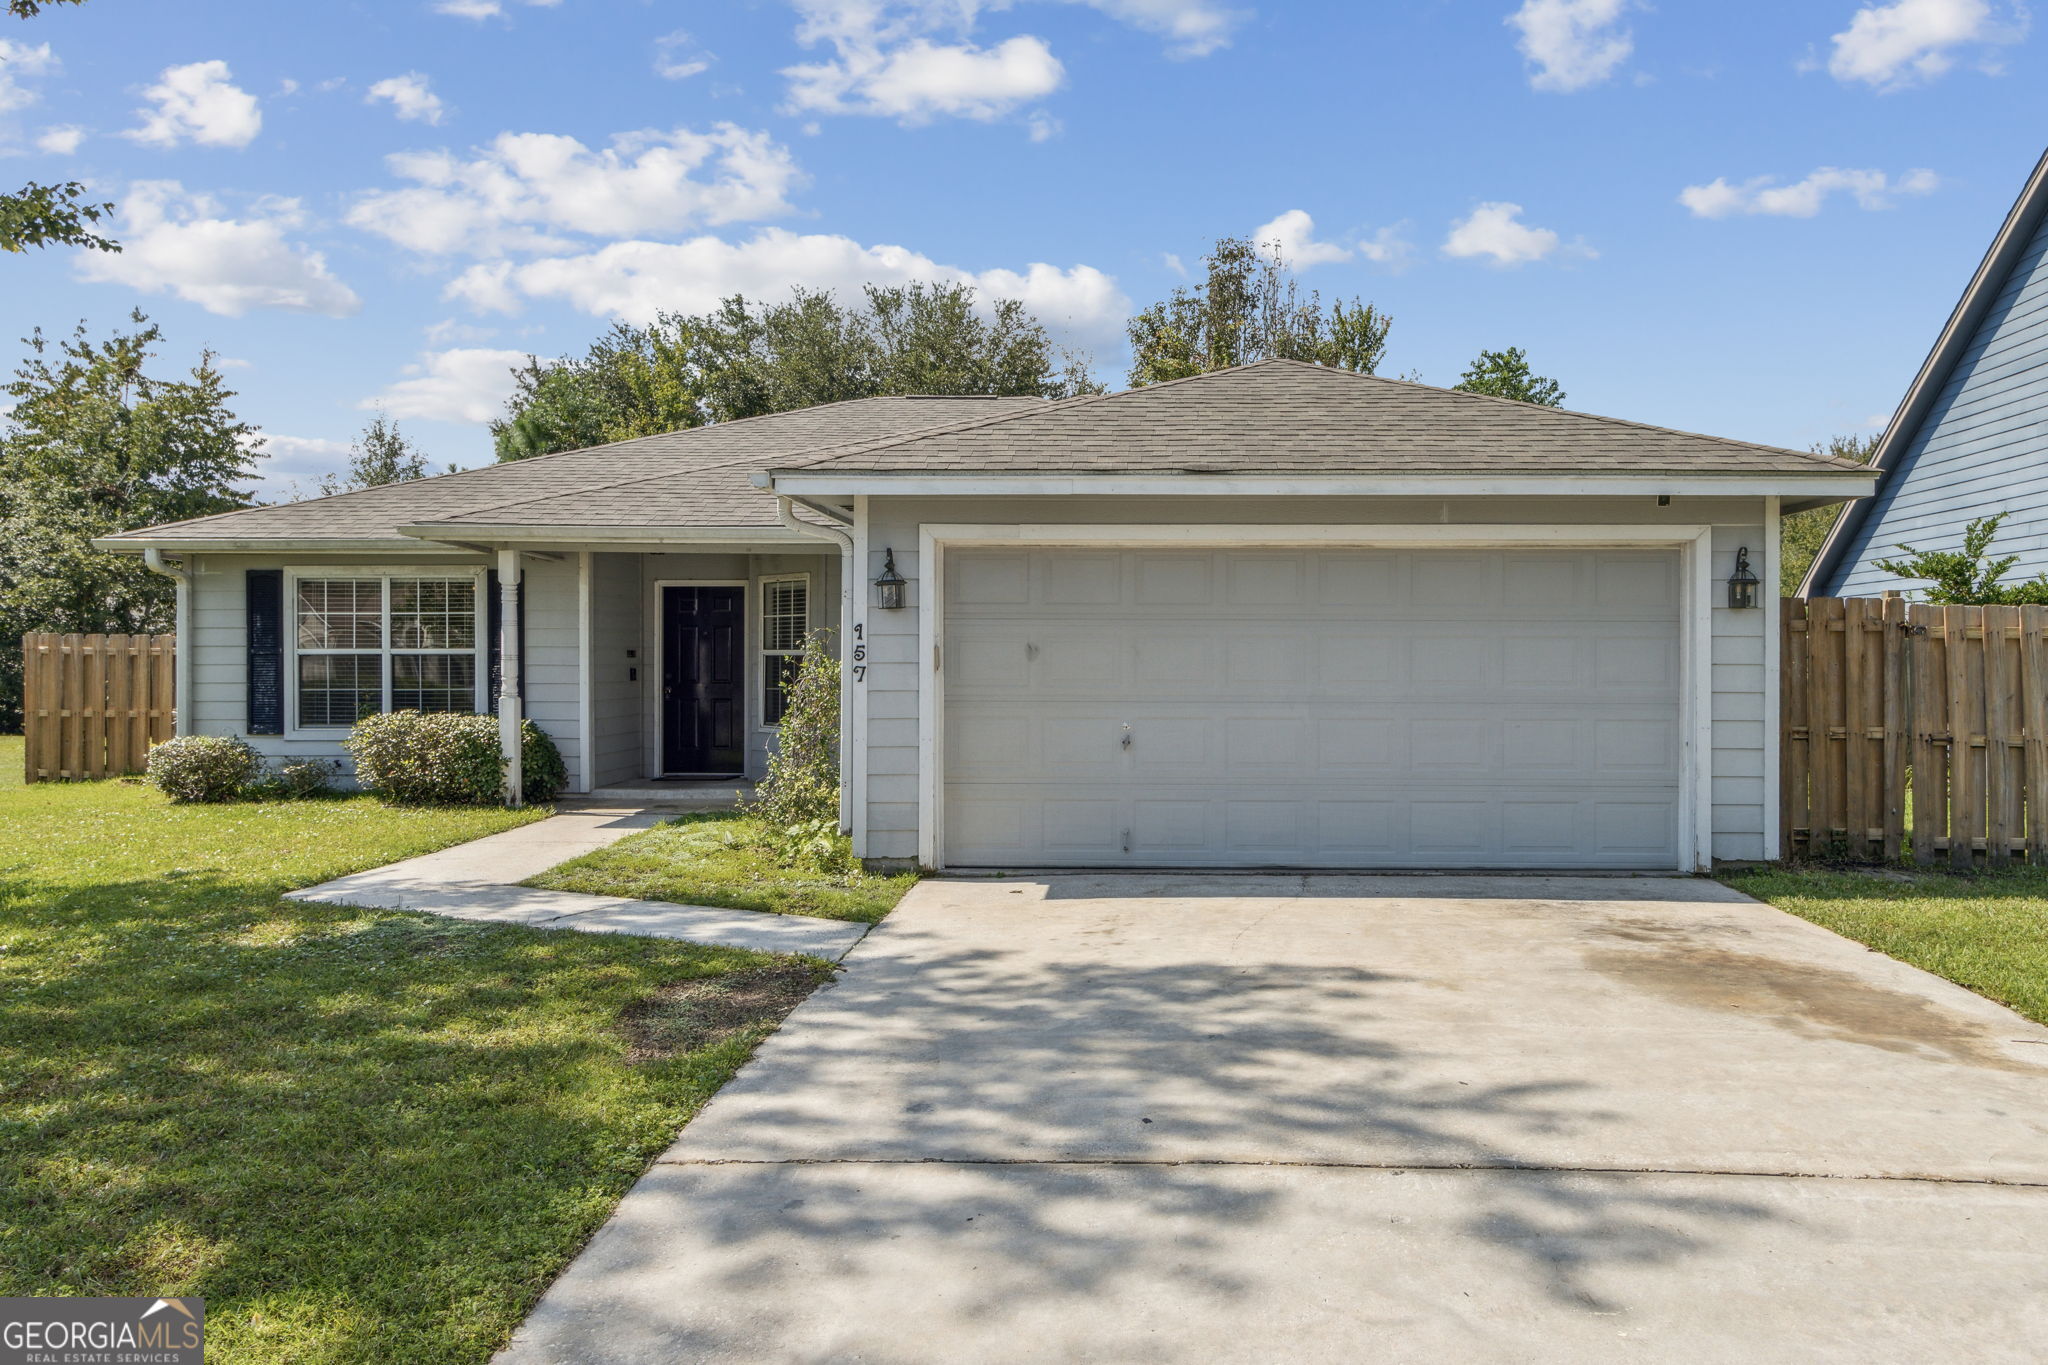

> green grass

[
  {"left": 0, "top": 736, "right": 830, "bottom": 1363},
  {"left": 1721, "top": 862, "right": 2048, "bottom": 1027},
  {"left": 528, "top": 810, "right": 917, "bottom": 924}
]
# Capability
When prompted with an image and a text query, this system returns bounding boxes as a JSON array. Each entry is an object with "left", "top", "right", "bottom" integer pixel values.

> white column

[{"left": 498, "top": 548, "right": 524, "bottom": 806}]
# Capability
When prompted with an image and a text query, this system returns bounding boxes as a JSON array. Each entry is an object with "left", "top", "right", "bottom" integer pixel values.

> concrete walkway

[
  {"left": 499, "top": 873, "right": 2048, "bottom": 1363},
  {"left": 287, "top": 802, "right": 869, "bottom": 960}
]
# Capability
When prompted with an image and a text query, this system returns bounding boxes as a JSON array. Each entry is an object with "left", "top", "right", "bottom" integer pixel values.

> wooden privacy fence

[
  {"left": 21, "top": 633, "right": 176, "bottom": 783},
  {"left": 1783, "top": 597, "right": 2048, "bottom": 866}
]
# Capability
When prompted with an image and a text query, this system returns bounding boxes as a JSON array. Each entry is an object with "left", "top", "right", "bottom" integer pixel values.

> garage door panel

[{"left": 942, "top": 546, "right": 1682, "bottom": 869}]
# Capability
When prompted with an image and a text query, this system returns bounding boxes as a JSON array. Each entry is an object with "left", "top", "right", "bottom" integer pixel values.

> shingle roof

[
  {"left": 775, "top": 359, "right": 1875, "bottom": 477},
  {"left": 105, "top": 395, "right": 1046, "bottom": 544}
]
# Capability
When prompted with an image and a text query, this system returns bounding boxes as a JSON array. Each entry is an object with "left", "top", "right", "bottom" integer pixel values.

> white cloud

[
  {"left": 370, "top": 348, "right": 532, "bottom": 424},
  {"left": 75, "top": 181, "right": 361, "bottom": 317},
  {"left": 1508, "top": 0, "right": 1634, "bottom": 92},
  {"left": 445, "top": 225, "right": 1129, "bottom": 343},
  {"left": 366, "top": 72, "right": 446, "bottom": 125},
  {"left": 785, "top": 34, "right": 1065, "bottom": 122},
  {"left": 250, "top": 433, "right": 352, "bottom": 495},
  {"left": 0, "top": 38, "right": 56, "bottom": 114},
  {"left": 1073, "top": 0, "right": 1245, "bottom": 58},
  {"left": 346, "top": 124, "right": 803, "bottom": 256},
  {"left": 780, "top": 1, "right": 1242, "bottom": 124},
  {"left": 1826, "top": 0, "right": 2025, "bottom": 87},
  {"left": 1026, "top": 109, "right": 1061, "bottom": 141},
  {"left": 123, "top": 60, "right": 262, "bottom": 148},
  {"left": 1679, "top": 166, "right": 1940, "bottom": 218},
  {"left": 433, "top": 0, "right": 560, "bottom": 17},
  {"left": 35, "top": 124, "right": 85, "bottom": 155},
  {"left": 1442, "top": 202, "right": 1580, "bottom": 266},
  {"left": 654, "top": 30, "right": 715, "bottom": 80},
  {"left": 1252, "top": 209, "right": 1353, "bottom": 268}
]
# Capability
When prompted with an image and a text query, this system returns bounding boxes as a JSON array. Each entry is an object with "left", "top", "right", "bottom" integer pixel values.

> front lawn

[
  {"left": 0, "top": 736, "right": 829, "bottom": 1363},
  {"left": 1720, "top": 863, "right": 2048, "bottom": 1027},
  {"left": 528, "top": 810, "right": 916, "bottom": 924}
]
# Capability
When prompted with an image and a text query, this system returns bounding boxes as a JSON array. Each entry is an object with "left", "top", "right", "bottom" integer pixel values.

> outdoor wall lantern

[
  {"left": 1728, "top": 547, "right": 1760, "bottom": 610},
  {"left": 873, "top": 548, "right": 908, "bottom": 611}
]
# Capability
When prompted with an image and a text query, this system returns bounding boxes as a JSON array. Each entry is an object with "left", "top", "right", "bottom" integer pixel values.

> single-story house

[
  {"left": 1805, "top": 145, "right": 2048, "bottom": 596},
  {"left": 102, "top": 359, "right": 1875, "bottom": 871}
]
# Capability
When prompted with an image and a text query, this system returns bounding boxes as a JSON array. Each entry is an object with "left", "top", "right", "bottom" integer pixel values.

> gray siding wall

[
  {"left": 589, "top": 552, "right": 643, "bottom": 788},
  {"left": 855, "top": 496, "right": 1774, "bottom": 865},
  {"left": 1833, "top": 210, "right": 2048, "bottom": 594}
]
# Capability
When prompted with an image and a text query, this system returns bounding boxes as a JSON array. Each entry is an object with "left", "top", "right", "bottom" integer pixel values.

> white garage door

[{"left": 941, "top": 546, "right": 1683, "bottom": 869}]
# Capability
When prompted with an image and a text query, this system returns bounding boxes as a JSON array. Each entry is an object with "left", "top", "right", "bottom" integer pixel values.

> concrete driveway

[{"left": 499, "top": 875, "right": 2048, "bottom": 1363}]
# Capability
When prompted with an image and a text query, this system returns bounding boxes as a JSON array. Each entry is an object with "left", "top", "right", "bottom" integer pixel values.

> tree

[
  {"left": 1126, "top": 235, "right": 1390, "bottom": 386},
  {"left": 0, "top": 180, "right": 118, "bottom": 254},
  {"left": 1452, "top": 347, "right": 1563, "bottom": 406},
  {"left": 493, "top": 282, "right": 1099, "bottom": 461},
  {"left": 0, "top": 313, "right": 258, "bottom": 727},
  {"left": 1778, "top": 433, "right": 1880, "bottom": 594},
  {"left": 5, "top": 1, "right": 118, "bottom": 257},
  {"left": 1873, "top": 512, "right": 2048, "bottom": 604},
  {"left": 317, "top": 410, "right": 439, "bottom": 496}
]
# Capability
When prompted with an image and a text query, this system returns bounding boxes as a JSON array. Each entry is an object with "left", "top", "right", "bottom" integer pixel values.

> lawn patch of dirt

[{"left": 619, "top": 962, "right": 829, "bottom": 1063}]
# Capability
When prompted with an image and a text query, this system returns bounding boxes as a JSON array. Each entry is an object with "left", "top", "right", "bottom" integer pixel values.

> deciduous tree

[
  {"left": 0, "top": 313, "right": 257, "bottom": 726},
  {"left": 1452, "top": 347, "right": 1563, "bottom": 406},
  {"left": 1126, "top": 236, "right": 1390, "bottom": 386},
  {"left": 493, "top": 283, "right": 1098, "bottom": 460}
]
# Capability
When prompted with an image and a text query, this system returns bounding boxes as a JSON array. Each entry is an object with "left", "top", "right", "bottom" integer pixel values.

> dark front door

[{"left": 662, "top": 585, "right": 745, "bottom": 775}]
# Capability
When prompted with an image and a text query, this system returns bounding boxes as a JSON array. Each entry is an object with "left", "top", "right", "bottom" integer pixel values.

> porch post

[{"left": 497, "top": 548, "right": 524, "bottom": 807}]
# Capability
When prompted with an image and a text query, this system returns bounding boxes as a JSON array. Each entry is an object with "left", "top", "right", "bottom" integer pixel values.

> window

[
  {"left": 760, "top": 575, "right": 810, "bottom": 725},
  {"left": 293, "top": 574, "right": 482, "bottom": 728}
]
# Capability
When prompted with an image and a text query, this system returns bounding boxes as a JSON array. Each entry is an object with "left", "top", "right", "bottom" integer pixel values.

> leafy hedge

[
  {"left": 145, "top": 734, "right": 262, "bottom": 803},
  {"left": 344, "top": 712, "right": 565, "bottom": 805}
]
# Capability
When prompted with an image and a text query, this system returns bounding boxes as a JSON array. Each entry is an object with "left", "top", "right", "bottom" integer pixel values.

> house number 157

[{"left": 851, "top": 622, "right": 867, "bottom": 683}]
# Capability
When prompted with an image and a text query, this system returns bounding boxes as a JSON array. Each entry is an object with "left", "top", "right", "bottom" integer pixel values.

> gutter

[
  {"left": 141, "top": 549, "right": 192, "bottom": 738},
  {"left": 774, "top": 495, "right": 856, "bottom": 835}
]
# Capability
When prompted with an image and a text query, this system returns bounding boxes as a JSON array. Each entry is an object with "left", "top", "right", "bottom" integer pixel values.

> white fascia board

[
  {"left": 766, "top": 472, "right": 1879, "bottom": 499},
  {"left": 91, "top": 536, "right": 476, "bottom": 555}
]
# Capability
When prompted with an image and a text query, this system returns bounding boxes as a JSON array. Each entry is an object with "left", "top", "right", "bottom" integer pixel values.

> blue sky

[{"left": 3, "top": 0, "right": 2042, "bottom": 497}]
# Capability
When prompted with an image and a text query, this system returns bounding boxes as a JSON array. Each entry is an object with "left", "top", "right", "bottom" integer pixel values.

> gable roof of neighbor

[
  {"left": 770, "top": 358, "right": 1875, "bottom": 478},
  {"left": 1803, "top": 145, "right": 2048, "bottom": 596},
  {"left": 102, "top": 395, "right": 1045, "bottom": 548}
]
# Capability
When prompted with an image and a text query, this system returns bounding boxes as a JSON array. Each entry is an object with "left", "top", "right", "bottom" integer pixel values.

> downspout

[
  {"left": 497, "top": 548, "right": 524, "bottom": 807},
  {"left": 142, "top": 549, "right": 191, "bottom": 738},
  {"left": 775, "top": 495, "right": 855, "bottom": 833}
]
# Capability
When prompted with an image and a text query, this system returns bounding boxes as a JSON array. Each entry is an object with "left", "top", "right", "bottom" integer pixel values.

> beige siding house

[{"left": 104, "top": 361, "right": 1875, "bottom": 871}]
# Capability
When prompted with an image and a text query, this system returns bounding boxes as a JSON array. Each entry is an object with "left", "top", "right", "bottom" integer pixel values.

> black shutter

[
  {"left": 484, "top": 569, "right": 524, "bottom": 716},
  {"left": 246, "top": 568, "right": 285, "bottom": 734}
]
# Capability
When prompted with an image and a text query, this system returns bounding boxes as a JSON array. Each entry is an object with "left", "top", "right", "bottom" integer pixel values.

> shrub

[
  {"left": 264, "top": 757, "right": 340, "bottom": 799},
  {"left": 744, "top": 632, "right": 842, "bottom": 866},
  {"left": 145, "top": 734, "right": 262, "bottom": 803},
  {"left": 344, "top": 711, "right": 566, "bottom": 805}
]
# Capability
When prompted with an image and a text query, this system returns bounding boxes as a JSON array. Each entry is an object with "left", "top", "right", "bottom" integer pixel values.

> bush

[
  {"left": 344, "top": 711, "right": 566, "bottom": 806},
  {"left": 744, "top": 632, "right": 842, "bottom": 866},
  {"left": 145, "top": 734, "right": 262, "bottom": 803},
  {"left": 263, "top": 757, "right": 340, "bottom": 799}
]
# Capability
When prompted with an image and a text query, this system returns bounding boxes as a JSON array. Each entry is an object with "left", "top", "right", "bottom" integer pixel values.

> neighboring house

[
  {"left": 103, "top": 360, "right": 1873, "bottom": 871},
  {"left": 1805, "top": 146, "right": 2048, "bottom": 597}
]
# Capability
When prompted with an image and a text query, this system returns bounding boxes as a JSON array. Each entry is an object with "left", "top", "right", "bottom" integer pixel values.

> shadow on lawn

[{"left": 0, "top": 868, "right": 779, "bottom": 1361}]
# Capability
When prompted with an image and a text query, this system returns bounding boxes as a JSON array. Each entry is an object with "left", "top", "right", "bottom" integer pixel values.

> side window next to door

[{"left": 760, "top": 575, "right": 809, "bottom": 725}]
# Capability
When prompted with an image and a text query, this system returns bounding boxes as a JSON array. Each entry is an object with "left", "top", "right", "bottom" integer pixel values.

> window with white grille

[
  {"left": 760, "top": 575, "right": 810, "bottom": 725},
  {"left": 293, "top": 574, "right": 482, "bottom": 728}
]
